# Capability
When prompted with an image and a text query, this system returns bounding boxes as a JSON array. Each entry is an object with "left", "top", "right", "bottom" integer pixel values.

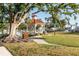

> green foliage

[
  {"left": 0, "top": 3, "right": 79, "bottom": 35},
  {"left": 0, "top": 22, "right": 8, "bottom": 31},
  {"left": 45, "top": 3, "right": 79, "bottom": 28},
  {"left": 60, "top": 20, "right": 66, "bottom": 29},
  {"left": 18, "top": 23, "right": 27, "bottom": 30},
  {"left": 1, "top": 3, "right": 79, "bottom": 22}
]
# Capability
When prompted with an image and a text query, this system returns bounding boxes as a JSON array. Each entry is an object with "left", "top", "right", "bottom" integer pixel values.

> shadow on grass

[{"left": 61, "top": 32, "right": 79, "bottom": 35}]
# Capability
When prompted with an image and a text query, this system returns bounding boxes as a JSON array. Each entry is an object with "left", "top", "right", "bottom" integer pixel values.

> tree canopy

[{"left": 0, "top": 3, "right": 79, "bottom": 42}]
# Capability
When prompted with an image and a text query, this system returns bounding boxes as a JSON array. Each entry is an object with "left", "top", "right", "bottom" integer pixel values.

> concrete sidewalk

[
  {"left": 31, "top": 35, "right": 52, "bottom": 45},
  {"left": 31, "top": 35, "right": 62, "bottom": 46},
  {"left": 32, "top": 39, "right": 49, "bottom": 44},
  {"left": 0, "top": 46, "right": 12, "bottom": 56}
]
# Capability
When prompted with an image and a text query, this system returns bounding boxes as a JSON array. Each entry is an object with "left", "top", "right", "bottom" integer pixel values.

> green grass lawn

[
  {"left": 4, "top": 42, "right": 79, "bottom": 56},
  {"left": 42, "top": 32, "right": 79, "bottom": 47}
]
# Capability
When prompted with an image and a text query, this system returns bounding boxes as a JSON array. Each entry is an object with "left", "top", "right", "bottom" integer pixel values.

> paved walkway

[
  {"left": 31, "top": 35, "right": 62, "bottom": 46},
  {"left": 31, "top": 36, "right": 52, "bottom": 44},
  {"left": 0, "top": 46, "right": 12, "bottom": 56},
  {"left": 32, "top": 39, "right": 49, "bottom": 44},
  {"left": 31, "top": 35, "right": 50, "bottom": 44},
  {"left": 32, "top": 39, "right": 59, "bottom": 46}
]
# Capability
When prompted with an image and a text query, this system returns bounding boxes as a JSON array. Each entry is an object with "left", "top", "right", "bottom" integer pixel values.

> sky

[
  {"left": 30, "top": 8, "right": 79, "bottom": 26},
  {"left": 30, "top": 8, "right": 51, "bottom": 22}
]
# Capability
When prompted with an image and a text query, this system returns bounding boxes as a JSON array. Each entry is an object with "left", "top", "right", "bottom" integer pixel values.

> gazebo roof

[
  {"left": 32, "top": 19, "right": 44, "bottom": 24},
  {"left": 28, "top": 19, "right": 44, "bottom": 27}
]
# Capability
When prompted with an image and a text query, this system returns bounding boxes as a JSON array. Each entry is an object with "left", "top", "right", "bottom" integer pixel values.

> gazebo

[{"left": 28, "top": 14, "right": 45, "bottom": 34}]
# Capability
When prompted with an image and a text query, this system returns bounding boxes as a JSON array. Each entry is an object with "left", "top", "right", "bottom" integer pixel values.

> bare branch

[
  {"left": 14, "top": 12, "right": 21, "bottom": 19},
  {"left": 15, "top": 4, "right": 33, "bottom": 27},
  {"left": 13, "top": 12, "right": 22, "bottom": 23},
  {"left": 32, "top": 10, "right": 40, "bottom": 14},
  {"left": 16, "top": 13, "right": 29, "bottom": 27}
]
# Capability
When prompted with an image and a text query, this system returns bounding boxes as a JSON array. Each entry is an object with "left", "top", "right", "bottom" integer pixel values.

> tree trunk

[
  {"left": 9, "top": 23, "right": 17, "bottom": 38},
  {"left": 4, "top": 23, "right": 19, "bottom": 43},
  {"left": 53, "top": 30, "right": 56, "bottom": 36},
  {"left": 9, "top": 20, "right": 12, "bottom": 35},
  {"left": 4, "top": 12, "right": 28, "bottom": 43}
]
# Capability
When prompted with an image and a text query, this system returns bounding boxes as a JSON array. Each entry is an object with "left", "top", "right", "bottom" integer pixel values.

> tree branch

[
  {"left": 16, "top": 4, "right": 32, "bottom": 26},
  {"left": 14, "top": 12, "right": 22, "bottom": 23},
  {"left": 16, "top": 13, "right": 29, "bottom": 27},
  {"left": 14, "top": 12, "right": 21, "bottom": 19},
  {"left": 32, "top": 10, "right": 40, "bottom": 14}
]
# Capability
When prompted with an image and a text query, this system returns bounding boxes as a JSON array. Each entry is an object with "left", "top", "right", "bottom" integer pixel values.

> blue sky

[
  {"left": 30, "top": 8, "right": 51, "bottom": 22},
  {"left": 30, "top": 8, "right": 79, "bottom": 26}
]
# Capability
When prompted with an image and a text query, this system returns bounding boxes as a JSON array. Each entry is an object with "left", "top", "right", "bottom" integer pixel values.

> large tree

[
  {"left": 0, "top": 3, "right": 79, "bottom": 42},
  {"left": 0, "top": 3, "right": 45, "bottom": 42}
]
